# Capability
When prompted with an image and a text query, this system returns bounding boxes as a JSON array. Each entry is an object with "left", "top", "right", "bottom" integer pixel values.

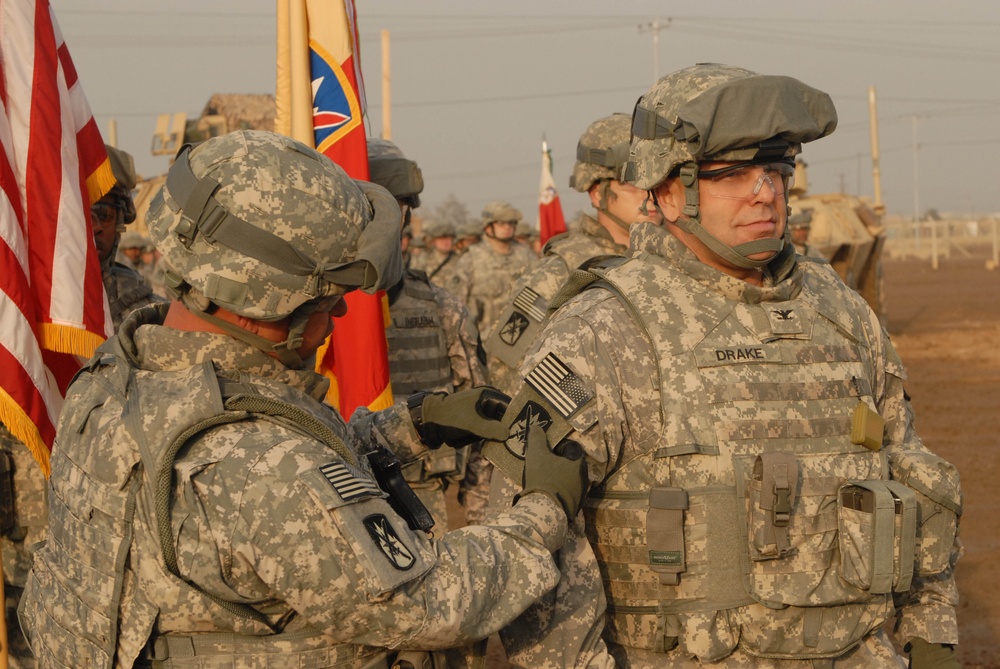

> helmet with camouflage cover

[
  {"left": 367, "top": 137, "right": 423, "bottom": 208},
  {"left": 104, "top": 144, "right": 137, "bottom": 225},
  {"left": 569, "top": 113, "right": 632, "bottom": 193},
  {"left": 147, "top": 129, "right": 402, "bottom": 368},
  {"left": 480, "top": 201, "right": 522, "bottom": 229},
  {"left": 118, "top": 230, "right": 146, "bottom": 250},
  {"left": 421, "top": 217, "right": 456, "bottom": 240},
  {"left": 623, "top": 63, "right": 838, "bottom": 269}
]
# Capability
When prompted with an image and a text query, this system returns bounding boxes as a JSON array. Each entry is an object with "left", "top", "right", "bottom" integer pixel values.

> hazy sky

[{"left": 52, "top": 0, "right": 1000, "bottom": 223}]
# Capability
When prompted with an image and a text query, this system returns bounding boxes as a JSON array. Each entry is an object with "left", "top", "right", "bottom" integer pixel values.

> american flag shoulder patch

[
  {"left": 319, "top": 461, "right": 382, "bottom": 501},
  {"left": 512, "top": 286, "right": 547, "bottom": 322},
  {"left": 525, "top": 352, "right": 594, "bottom": 418}
]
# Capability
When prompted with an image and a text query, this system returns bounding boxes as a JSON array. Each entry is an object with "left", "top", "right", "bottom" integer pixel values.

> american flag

[
  {"left": 526, "top": 352, "right": 593, "bottom": 419},
  {"left": 0, "top": 0, "right": 114, "bottom": 475}
]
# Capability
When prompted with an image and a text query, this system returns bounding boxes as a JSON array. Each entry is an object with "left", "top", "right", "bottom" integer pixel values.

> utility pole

[
  {"left": 912, "top": 116, "right": 921, "bottom": 250},
  {"left": 381, "top": 29, "right": 391, "bottom": 140},
  {"left": 867, "top": 86, "right": 885, "bottom": 215},
  {"left": 639, "top": 18, "right": 669, "bottom": 81}
]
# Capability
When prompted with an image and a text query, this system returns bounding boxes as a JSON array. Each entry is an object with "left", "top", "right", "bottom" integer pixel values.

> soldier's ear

[{"left": 652, "top": 180, "right": 683, "bottom": 223}]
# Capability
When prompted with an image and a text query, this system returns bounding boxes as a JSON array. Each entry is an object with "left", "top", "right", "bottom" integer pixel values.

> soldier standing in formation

[
  {"left": 18, "top": 130, "right": 588, "bottom": 669},
  {"left": 368, "top": 138, "right": 492, "bottom": 527},
  {"left": 410, "top": 217, "right": 461, "bottom": 287},
  {"left": 97, "top": 145, "right": 165, "bottom": 330},
  {"left": 488, "top": 64, "right": 961, "bottom": 668},
  {"left": 485, "top": 112, "right": 662, "bottom": 396},
  {"left": 449, "top": 200, "right": 537, "bottom": 336}
]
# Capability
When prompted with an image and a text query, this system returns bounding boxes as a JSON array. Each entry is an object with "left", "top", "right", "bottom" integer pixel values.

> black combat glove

[
  {"left": 410, "top": 387, "right": 510, "bottom": 449},
  {"left": 905, "top": 638, "right": 960, "bottom": 669},
  {"left": 515, "top": 421, "right": 589, "bottom": 519}
]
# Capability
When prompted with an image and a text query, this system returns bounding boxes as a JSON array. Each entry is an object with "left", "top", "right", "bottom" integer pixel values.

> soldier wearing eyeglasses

[
  {"left": 487, "top": 64, "right": 961, "bottom": 669},
  {"left": 94, "top": 145, "right": 165, "bottom": 329}
]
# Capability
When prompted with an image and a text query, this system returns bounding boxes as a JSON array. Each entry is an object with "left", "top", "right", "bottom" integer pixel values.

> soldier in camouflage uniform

[
  {"left": 96, "top": 145, "right": 165, "bottom": 330},
  {"left": 18, "top": 130, "right": 588, "bottom": 669},
  {"left": 368, "top": 138, "right": 491, "bottom": 527},
  {"left": 487, "top": 65, "right": 962, "bottom": 668},
  {"left": 454, "top": 219, "right": 482, "bottom": 254},
  {"left": 485, "top": 113, "right": 662, "bottom": 396},
  {"left": 448, "top": 201, "right": 537, "bottom": 336},
  {"left": 410, "top": 217, "right": 461, "bottom": 288}
]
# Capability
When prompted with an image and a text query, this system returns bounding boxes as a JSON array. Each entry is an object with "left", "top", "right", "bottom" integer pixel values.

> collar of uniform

[
  {"left": 576, "top": 212, "right": 626, "bottom": 254},
  {"left": 123, "top": 305, "right": 330, "bottom": 402},
  {"left": 629, "top": 221, "right": 805, "bottom": 305}
]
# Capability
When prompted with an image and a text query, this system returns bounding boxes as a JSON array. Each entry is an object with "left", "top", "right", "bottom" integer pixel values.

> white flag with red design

[
  {"left": 0, "top": 0, "right": 114, "bottom": 476},
  {"left": 538, "top": 137, "right": 566, "bottom": 246}
]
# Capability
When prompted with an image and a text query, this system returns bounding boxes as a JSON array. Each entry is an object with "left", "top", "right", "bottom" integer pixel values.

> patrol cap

[
  {"left": 148, "top": 129, "right": 402, "bottom": 323},
  {"left": 481, "top": 200, "right": 522, "bottom": 228},
  {"left": 569, "top": 113, "right": 632, "bottom": 193},
  {"left": 367, "top": 137, "right": 423, "bottom": 208},
  {"left": 624, "top": 63, "right": 838, "bottom": 190}
]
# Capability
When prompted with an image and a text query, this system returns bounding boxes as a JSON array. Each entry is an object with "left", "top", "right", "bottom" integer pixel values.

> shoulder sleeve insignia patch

[
  {"left": 525, "top": 352, "right": 594, "bottom": 418},
  {"left": 512, "top": 286, "right": 547, "bottom": 322},
  {"left": 319, "top": 462, "right": 382, "bottom": 502},
  {"left": 363, "top": 514, "right": 416, "bottom": 570}
]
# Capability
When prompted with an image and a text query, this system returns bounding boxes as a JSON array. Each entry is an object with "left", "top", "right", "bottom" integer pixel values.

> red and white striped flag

[
  {"left": 0, "top": 0, "right": 114, "bottom": 475},
  {"left": 538, "top": 137, "right": 566, "bottom": 246}
]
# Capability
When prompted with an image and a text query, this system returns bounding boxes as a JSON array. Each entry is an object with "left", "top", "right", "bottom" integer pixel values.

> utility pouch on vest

[
  {"left": 0, "top": 449, "right": 15, "bottom": 537},
  {"left": 837, "top": 480, "right": 916, "bottom": 594},
  {"left": 392, "top": 650, "right": 448, "bottom": 669},
  {"left": 889, "top": 450, "right": 962, "bottom": 576},
  {"left": 646, "top": 487, "right": 689, "bottom": 585},
  {"left": 748, "top": 452, "right": 799, "bottom": 560},
  {"left": 850, "top": 403, "right": 884, "bottom": 451}
]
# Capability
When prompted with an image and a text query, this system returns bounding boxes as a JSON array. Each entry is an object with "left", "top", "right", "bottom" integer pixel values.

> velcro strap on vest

[
  {"left": 883, "top": 479, "right": 917, "bottom": 592},
  {"left": 646, "top": 487, "right": 689, "bottom": 585},
  {"left": 149, "top": 631, "right": 385, "bottom": 668},
  {"left": 849, "top": 480, "right": 896, "bottom": 594},
  {"left": 755, "top": 452, "right": 799, "bottom": 555}
]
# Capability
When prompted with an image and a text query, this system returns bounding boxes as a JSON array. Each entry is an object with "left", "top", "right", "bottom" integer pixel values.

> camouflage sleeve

[
  {"left": 432, "top": 284, "right": 489, "bottom": 391},
  {"left": 238, "top": 440, "right": 570, "bottom": 649},
  {"left": 346, "top": 401, "right": 427, "bottom": 465},
  {"left": 486, "top": 292, "right": 647, "bottom": 669},
  {"left": 877, "top": 329, "right": 962, "bottom": 646}
]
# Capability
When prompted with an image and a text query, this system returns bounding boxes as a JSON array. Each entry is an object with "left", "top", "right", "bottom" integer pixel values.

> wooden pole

[
  {"left": 868, "top": 86, "right": 885, "bottom": 216},
  {"left": 381, "top": 29, "right": 391, "bottom": 140}
]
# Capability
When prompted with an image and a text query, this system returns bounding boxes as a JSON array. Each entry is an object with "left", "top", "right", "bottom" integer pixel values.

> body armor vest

[
  {"left": 20, "top": 336, "right": 386, "bottom": 669},
  {"left": 582, "top": 255, "right": 914, "bottom": 662},
  {"left": 386, "top": 271, "right": 452, "bottom": 397}
]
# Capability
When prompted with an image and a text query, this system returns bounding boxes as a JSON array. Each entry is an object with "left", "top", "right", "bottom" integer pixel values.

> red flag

[
  {"left": 0, "top": 0, "right": 114, "bottom": 475},
  {"left": 538, "top": 137, "right": 567, "bottom": 246},
  {"left": 276, "top": 0, "right": 392, "bottom": 417}
]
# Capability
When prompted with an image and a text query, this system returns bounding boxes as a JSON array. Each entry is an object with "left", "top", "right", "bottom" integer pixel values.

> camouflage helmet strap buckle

[{"left": 679, "top": 163, "right": 700, "bottom": 218}]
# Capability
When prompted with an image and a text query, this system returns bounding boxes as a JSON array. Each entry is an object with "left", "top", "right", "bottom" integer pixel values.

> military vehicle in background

[
  {"left": 131, "top": 94, "right": 276, "bottom": 236},
  {"left": 788, "top": 161, "right": 888, "bottom": 324}
]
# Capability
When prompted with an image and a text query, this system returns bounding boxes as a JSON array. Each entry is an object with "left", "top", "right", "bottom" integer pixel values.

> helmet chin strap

[
  {"left": 595, "top": 180, "right": 632, "bottom": 234},
  {"left": 664, "top": 163, "right": 785, "bottom": 270},
  {"left": 179, "top": 290, "right": 309, "bottom": 370}
]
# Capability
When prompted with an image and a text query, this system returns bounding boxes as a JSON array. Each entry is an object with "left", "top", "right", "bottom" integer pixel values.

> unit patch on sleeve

[
  {"left": 363, "top": 514, "right": 416, "bottom": 570},
  {"left": 319, "top": 462, "right": 382, "bottom": 502},
  {"left": 525, "top": 352, "right": 594, "bottom": 418},
  {"left": 505, "top": 401, "right": 552, "bottom": 460}
]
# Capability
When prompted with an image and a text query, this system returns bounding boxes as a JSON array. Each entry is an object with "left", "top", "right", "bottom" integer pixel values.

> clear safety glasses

[{"left": 698, "top": 161, "right": 795, "bottom": 202}]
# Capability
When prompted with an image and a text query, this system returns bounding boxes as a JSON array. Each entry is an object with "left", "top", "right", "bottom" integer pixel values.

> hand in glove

[
  {"left": 515, "top": 420, "right": 589, "bottom": 518},
  {"left": 905, "top": 638, "right": 960, "bottom": 669},
  {"left": 411, "top": 387, "right": 510, "bottom": 449}
]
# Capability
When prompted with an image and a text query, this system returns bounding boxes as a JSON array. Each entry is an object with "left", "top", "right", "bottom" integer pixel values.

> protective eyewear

[
  {"left": 698, "top": 161, "right": 795, "bottom": 201},
  {"left": 90, "top": 202, "right": 124, "bottom": 227}
]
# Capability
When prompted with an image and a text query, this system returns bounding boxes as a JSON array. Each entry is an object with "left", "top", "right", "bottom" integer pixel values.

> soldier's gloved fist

[
  {"left": 410, "top": 387, "right": 510, "bottom": 449},
  {"left": 515, "top": 421, "right": 588, "bottom": 519},
  {"left": 905, "top": 638, "right": 960, "bottom": 669}
]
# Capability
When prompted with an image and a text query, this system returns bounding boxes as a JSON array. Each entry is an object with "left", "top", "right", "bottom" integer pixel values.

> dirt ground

[{"left": 450, "top": 249, "right": 1000, "bottom": 667}]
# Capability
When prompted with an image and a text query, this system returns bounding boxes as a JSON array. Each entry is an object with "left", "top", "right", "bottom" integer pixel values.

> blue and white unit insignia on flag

[
  {"left": 513, "top": 286, "right": 546, "bottom": 322},
  {"left": 525, "top": 352, "right": 593, "bottom": 418},
  {"left": 319, "top": 462, "right": 381, "bottom": 502}
]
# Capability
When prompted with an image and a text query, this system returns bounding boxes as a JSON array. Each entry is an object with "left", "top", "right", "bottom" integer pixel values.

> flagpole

[{"left": 381, "top": 29, "right": 391, "bottom": 139}]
